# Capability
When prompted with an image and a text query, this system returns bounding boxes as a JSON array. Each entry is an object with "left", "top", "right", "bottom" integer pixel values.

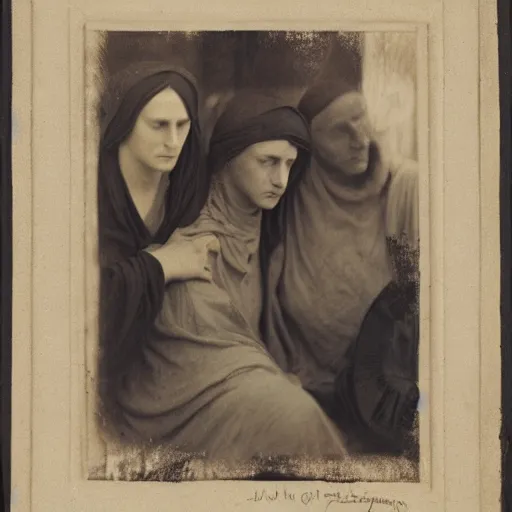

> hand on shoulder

[{"left": 145, "top": 231, "right": 220, "bottom": 283}]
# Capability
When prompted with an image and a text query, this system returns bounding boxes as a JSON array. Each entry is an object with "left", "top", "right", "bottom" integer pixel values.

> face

[
  {"left": 226, "top": 140, "right": 298, "bottom": 210},
  {"left": 311, "top": 91, "right": 372, "bottom": 176},
  {"left": 120, "top": 87, "right": 191, "bottom": 174}
]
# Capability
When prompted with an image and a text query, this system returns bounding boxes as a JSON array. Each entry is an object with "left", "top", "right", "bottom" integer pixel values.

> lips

[{"left": 350, "top": 151, "right": 369, "bottom": 162}]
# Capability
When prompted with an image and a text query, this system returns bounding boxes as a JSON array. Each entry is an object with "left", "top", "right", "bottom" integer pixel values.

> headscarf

[
  {"left": 209, "top": 89, "right": 311, "bottom": 174},
  {"left": 179, "top": 90, "right": 312, "bottom": 276},
  {"left": 98, "top": 61, "right": 209, "bottom": 263},
  {"left": 297, "top": 79, "right": 360, "bottom": 123},
  {"left": 206, "top": 90, "right": 312, "bottom": 265}
]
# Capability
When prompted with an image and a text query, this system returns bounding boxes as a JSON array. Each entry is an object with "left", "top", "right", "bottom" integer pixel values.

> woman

[
  {"left": 114, "top": 91, "right": 347, "bottom": 462},
  {"left": 260, "top": 80, "right": 420, "bottom": 455},
  {"left": 98, "top": 62, "right": 219, "bottom": 432}
]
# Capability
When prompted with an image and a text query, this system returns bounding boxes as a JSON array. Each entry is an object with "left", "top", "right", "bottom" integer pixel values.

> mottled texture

[{"left": 90, "top": 442, "right": 418, "bottom": 482}]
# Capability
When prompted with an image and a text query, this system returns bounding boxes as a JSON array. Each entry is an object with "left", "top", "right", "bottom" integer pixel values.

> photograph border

[{"left": 79, "top": 22, "right": 431, "bottom": 485}]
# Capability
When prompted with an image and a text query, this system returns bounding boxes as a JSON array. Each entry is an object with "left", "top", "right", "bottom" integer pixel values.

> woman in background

[{"left": 260, "top": 80, "right": 420, "bottom": 456}]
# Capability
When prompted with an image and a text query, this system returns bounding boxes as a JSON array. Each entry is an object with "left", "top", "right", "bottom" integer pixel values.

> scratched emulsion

[
  {"left": 91, "top": 442, "right": 419, "bottom": 482},
  {"left": 87, "top": 30, "right": 421, "bottom": 484}
]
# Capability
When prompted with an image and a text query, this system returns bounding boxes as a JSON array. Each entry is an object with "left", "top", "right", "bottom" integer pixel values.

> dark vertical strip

[
  {"left": 233, "top": 31, "right": 260, "bottom": 88},
  {"left": 0, "top": 0, "right": 12, "bottom": 508},
  {"left": 499, "top": 0, "right": 512, "bottom": 510}
]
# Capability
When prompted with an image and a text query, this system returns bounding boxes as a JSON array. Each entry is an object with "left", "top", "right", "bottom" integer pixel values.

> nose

[
  {"left": 165, "top": 125, "right": 179, "bottom": 148},
  {"left": 349, "top": 120, "right": 370, "bottom": 149},
  {"left": 272, "top": 162, "right": 290, "bottom": 190}
]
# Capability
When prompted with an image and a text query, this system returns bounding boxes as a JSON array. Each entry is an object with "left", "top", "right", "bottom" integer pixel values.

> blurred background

[{"left": 97, "top": 30, "right": 418, "bottom": 162}]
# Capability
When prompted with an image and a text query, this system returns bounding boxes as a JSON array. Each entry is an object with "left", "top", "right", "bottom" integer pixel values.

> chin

[
  {"left": 257, "top": 197, "right": 281, "bottom": 210},
  {"left": 346, "top": 161, "right": 370, "bottom": 175},
  {"left": 151, "top": 158, "right": 178, "bottom": 173}
]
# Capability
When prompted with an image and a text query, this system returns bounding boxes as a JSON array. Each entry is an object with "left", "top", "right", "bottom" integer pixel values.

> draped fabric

[
  {"left": 115, "top": 92, "right": 347, "bottom": 461},
  {"left": 97, "top": 63, "right": 210, "bottom": 429},
  {"left": 334, "top": 280, "right": 420, "bottom": 456},
  {"left": 297, "top": 79, "right": 360, "bottom": 123},
  {"left": 385, "top": 158, "right": 420, "bottom": 253},
  {"left": 263, "top": 145, "right": 392, "bottom": 391},
  {"left": 261, "top": 140, "right": 419, "bottom": 454}
]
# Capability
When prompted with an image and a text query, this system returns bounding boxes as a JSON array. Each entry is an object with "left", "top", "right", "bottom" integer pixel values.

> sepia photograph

[
  {"left": 84, "top": 29, "right": 423, "bottom": 483},
  {"left": 10, "top": 0, "right": 502, "bottom": 510}
]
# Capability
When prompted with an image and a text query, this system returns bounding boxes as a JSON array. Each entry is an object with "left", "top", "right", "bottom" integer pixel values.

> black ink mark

[
  {"left": 324, "top": 493, "right": 408, "bottom": 512},
  {"left": 247, "top": 490, "right": 279, "bottom": 503},
  {"left": 301, "top": 490, "right": 321, "bottom": 506},
  {"left": 283, "top": 489, "right": 296, "bottom": 501},
  {"left": 247, "top": 488, "right": 408, "bottom": 512}
]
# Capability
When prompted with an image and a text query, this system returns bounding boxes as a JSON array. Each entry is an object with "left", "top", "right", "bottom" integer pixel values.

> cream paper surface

[{"left": 11, "top": 0, "right": 500, "bottom": 510}]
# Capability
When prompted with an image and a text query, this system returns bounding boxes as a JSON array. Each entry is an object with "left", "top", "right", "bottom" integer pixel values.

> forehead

[
  {"left": 140, "top": 87, "right": 189, "bottom": 119},
  {"left": 246, "top": 139, "right": 298, "bottom": 159},
  {"left": 315, "top": 91, "right": 367, "bottom": 126}
]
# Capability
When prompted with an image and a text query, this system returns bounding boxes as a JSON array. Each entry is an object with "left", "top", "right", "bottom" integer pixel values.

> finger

[
  {"left": 197, "top": 268, "right": 213, "bottom": 282},
  {"left": 199, "top": 235, "right": 220, "bottom": 253}
]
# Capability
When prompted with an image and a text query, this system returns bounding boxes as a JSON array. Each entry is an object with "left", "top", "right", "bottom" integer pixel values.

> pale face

[
  {"left": 226, "top": 140, "right": 298, "bottom": 210},
  {"left": 120, "top": 87, "right": 191, "bottom": 175},
  {"left": 311, "top": 91, "right": 372, "bottom": 176}
]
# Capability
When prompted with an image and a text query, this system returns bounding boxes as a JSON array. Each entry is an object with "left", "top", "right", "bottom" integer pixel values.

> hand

[{"left": 145, "top": 231, "right": 220, "bottom": 283}]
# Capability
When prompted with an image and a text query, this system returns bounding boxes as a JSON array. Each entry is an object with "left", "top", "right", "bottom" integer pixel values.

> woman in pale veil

[{"left": 113, "top": 90, "right": 348, "bottom": 463}]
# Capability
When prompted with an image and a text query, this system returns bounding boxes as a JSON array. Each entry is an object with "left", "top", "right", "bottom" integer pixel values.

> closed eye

[
  {"left": 259, "top": 157, "right": 278, "bottom": 166},
  {"left": 150, "top": 119, "right": 190, "bottom": 130},
  {"left": 153, "top": 120, "right": 169, "bottom": 129},
  {"left": 335, "top": 122, "right": 350, "bottom": 134}
]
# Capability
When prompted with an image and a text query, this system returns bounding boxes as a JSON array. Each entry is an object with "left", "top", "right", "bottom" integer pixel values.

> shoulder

[
  {"left": 388, "top": 157, "right": 418, "bottom": 181},
  {"left": 157, "top": 270, "right": 232, "bottom": 331},
  {"left": 386, "top": 157, "right": 419, "bottom": 199},
  {"left": 168, "top": 252, "right": 228, "bottom": 303}
]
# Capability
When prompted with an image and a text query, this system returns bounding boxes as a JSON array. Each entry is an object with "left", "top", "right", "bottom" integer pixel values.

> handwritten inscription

[{"left": 247, "top": 489, "right": 408, "bottom": 512}]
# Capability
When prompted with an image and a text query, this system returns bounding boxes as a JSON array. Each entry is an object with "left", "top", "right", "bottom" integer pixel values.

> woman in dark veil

[{"left": 97, "top": 61, "right": 219, "bottom": 433}]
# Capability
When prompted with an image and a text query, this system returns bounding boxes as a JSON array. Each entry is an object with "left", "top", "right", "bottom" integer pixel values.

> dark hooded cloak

[{"left": 97, "top": 62, "right": 210, "bottom": 419}]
